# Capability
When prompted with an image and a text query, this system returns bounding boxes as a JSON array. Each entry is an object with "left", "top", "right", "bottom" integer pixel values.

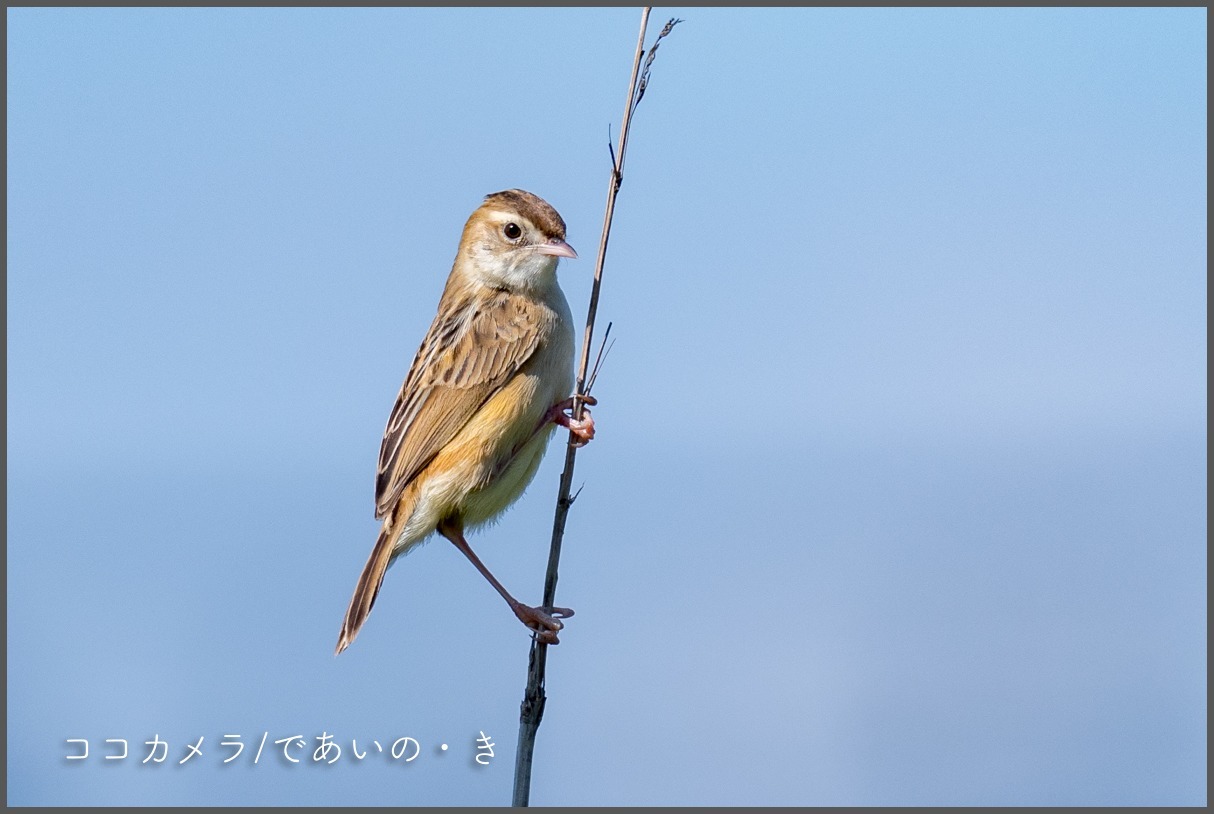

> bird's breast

[{"left": 421, "top": 289, "right": 575, "bottom": 527}]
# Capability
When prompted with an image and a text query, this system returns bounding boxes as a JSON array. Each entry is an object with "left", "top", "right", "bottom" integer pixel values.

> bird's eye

[{"left": 503, "top": 222, "right": 522, "bottom": 240}]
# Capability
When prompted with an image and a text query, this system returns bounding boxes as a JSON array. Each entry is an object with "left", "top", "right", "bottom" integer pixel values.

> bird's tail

[{"left": 335, "top": 489, "right": 419, "bottom": 655}]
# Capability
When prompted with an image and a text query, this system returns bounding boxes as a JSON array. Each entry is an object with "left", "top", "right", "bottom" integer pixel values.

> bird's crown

[{"left": 480, "top": 189, "right": 567, "bottom": 241}]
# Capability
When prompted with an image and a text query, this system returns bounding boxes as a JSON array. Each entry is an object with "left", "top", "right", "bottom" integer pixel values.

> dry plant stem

[{"left": 511, "top": 6, "right": 653, "bottom": 808}]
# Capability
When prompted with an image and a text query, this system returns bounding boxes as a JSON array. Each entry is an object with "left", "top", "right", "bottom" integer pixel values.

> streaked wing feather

[{"left": 373, "top": 289, "right": 543, "bottom": 518}]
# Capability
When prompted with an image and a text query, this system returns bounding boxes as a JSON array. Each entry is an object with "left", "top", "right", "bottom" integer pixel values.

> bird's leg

[
  {"left": 545, "top": 394, "right": 597, "bottom": 447},
  {"left": 437, "top": 518, "right": 574, "bottom": 644}
]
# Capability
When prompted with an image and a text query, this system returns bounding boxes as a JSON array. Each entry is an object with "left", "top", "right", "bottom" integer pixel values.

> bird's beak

[{"left": 535, "top": 238, "right": 578, "bottom": 260}]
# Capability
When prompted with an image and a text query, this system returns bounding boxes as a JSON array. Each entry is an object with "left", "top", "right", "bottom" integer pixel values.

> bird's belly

[
  {"left": 460, "top": 422, "right": 556, "bottom": 528},
  {"left": 416, "top": 364, "right": 566, "bottom": 532}
]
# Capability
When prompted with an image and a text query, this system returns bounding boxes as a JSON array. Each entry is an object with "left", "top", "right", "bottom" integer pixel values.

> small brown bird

[{"left": 335, "top": 189, "right": 594, "bottom": 655}]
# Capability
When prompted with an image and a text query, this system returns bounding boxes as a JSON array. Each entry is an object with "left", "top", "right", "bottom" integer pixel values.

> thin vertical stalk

[{"left": 511, "top": 7, "right": 653, "bottom": 808}]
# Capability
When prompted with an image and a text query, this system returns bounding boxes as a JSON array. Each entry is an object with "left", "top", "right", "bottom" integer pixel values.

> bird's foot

[
  {"left": 512, "top": 603, "right": 575, "bottom": 645},
  {"left": 549, "top": 395, "right": 597, "bottom": 447}
]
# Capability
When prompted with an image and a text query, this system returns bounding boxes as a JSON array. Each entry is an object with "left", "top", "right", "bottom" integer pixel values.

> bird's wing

[{"left": 373, "top": 288, "right": 545, "bottom": 519}]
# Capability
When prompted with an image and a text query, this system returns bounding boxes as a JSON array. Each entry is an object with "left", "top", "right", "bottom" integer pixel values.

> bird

[{"left": 335, "top": 189, "right": 595, "bottom": 655}]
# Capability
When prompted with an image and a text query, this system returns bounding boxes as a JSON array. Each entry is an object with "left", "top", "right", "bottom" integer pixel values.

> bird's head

[{"left": 457, "top": 189, "right": 577, "bottom": 293}]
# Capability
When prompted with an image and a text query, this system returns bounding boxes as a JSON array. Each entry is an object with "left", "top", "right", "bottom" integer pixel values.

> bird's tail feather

[{"left": 335, "top": 491, "right": 418, "bottom": 655}]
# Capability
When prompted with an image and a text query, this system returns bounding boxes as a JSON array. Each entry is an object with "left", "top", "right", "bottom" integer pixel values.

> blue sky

[{"left": 6, "top": 6, "right": 1206, "bottom": 806}]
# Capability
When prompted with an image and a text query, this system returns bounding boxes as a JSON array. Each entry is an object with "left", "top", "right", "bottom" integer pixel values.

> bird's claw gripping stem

[
  {"left": 513, "top": 603, "right": 575, "bottom": 645},
  {"left": 548, "top": 395, "right": 597, "bottom": 447}
]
